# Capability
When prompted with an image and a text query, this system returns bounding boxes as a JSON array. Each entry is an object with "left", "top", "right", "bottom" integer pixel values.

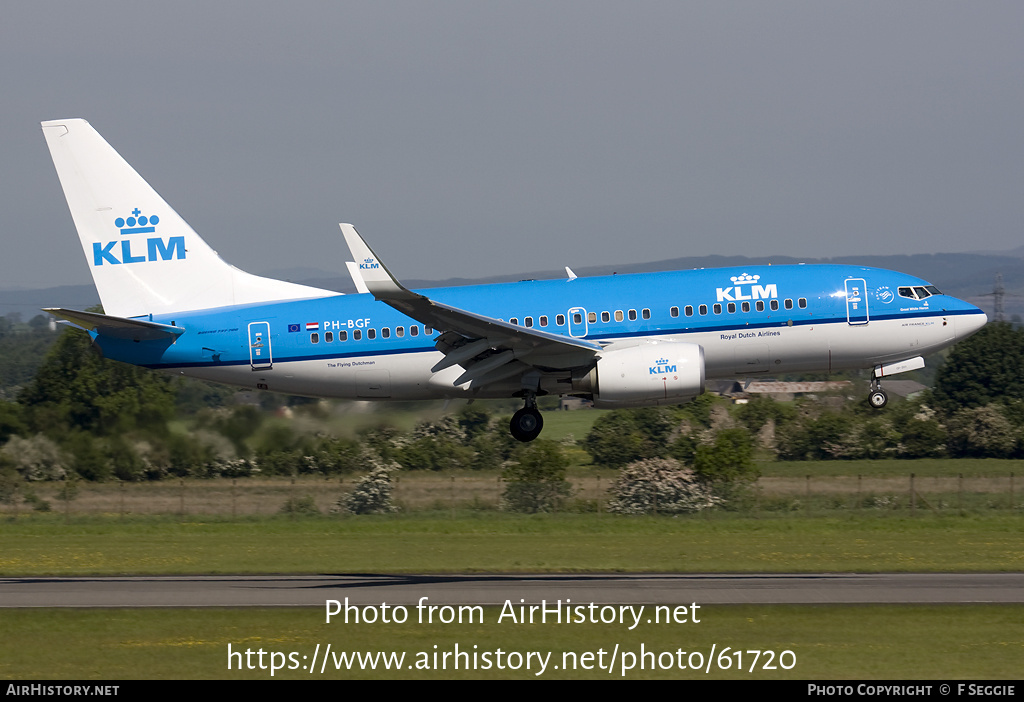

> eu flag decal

[{"left": 287, "top": 324, "right": 300, "bottom": 333}]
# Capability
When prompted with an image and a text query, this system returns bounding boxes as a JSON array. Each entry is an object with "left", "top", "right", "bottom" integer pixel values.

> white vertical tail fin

[{"left": 41, "top": 119, "right": 335, "bottom": 318}]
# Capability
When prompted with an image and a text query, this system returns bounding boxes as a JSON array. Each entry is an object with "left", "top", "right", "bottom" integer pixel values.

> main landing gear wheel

[
  {"left": 868, "top": 388, "right": 888, "bottom": 409},
  {"left": 510, "top": 407, "right": 544, "bottom": 442}
]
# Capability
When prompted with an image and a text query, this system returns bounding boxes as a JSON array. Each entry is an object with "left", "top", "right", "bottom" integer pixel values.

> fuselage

[{"left": 93, "top": 263, "right": 987, "bottom": 401}]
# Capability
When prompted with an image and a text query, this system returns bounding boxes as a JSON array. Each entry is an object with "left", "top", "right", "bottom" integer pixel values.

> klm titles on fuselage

[
  {"left": 715, "top": 273, "right": 777, "bottom": 303},
  {"left": 92, "top": 209, "right": 185, "bottom": 266}
]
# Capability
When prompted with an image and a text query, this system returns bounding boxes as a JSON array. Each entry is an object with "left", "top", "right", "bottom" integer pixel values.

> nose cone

[{"left": 955, "top": 310, "right": 988, "bottom": 340}]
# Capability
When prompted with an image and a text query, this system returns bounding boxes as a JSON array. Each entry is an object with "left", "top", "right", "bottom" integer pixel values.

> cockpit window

[{"left": 899, "top": 286, "right": 940, "bottom": 301}]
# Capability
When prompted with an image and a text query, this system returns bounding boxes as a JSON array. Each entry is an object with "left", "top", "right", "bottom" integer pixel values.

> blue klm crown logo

[
  {"left": 115, "top": 208, "right": 159, "bottom": 235},
  {"left": 650, "top": 357, "right": 677, "bottom": 375},
  {"left": 93, "top": 207, "right": 183, "bottom": 266}
]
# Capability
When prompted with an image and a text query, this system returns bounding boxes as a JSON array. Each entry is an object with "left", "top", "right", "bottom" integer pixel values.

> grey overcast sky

[{"left": 2, "top": 1, "right": 1023, "bottom": 289}]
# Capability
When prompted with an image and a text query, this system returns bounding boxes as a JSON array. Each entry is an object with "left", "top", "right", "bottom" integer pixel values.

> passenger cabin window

[
  {"left": 396, "top": 326, "right": 404, "bottom": 337},
  {"left": 601, "top": 311, "right": 610, "bottom": 323},
  {"left": 670, "top": 306, "right": 679, "bottom": 318},
  {"left": 325, "top": 331, "right": 334, "bottom": 343},
  {"left": 339, "top": 331, "right": 348, "bottom": 341},
  {"left": 770, "top": 300, "right": 779, "bottom": 311},
  {"left": 588, "top": 312, "right": 597, "bottom": 323},
  {"left": 525, "top": 317, "right": 534, "bottom": 328},
  {"left": 699, "top": 304, "right": 708, "bottom": 315},
  {"left": 741, "top": 301, "right": 750, "bottom": 312},
  {"left": 755, "top": 301, "right": 764, "bottom": 312},
  {"left": 510, "top": 318, "right": 518, "bottom": 326},
  {"left": 425, "top": 326, "right": 433, "bottom": 335},
  {"left": 367, "top": 329, "right": 376, "bottom": 340},
  {"left": 784, "top": 299, "right": 793, "bottom": 310},
  {"left": 684, "top": 305, "right": 693, "bottom": 316},
  {"left": 354, "top": 329, "right": 362, "bottom": 340},
  {"left": 540, "top": 316, "right": 548, "bottom": 327},
  {"left": 573, "top": 313, "right": 582, "bottom": 324},
  {"left": 713, "top": 303, "right": 722, "bottom": 315},
  {"left": 410, "top": 326, "right": 418, "bottom": 337},
  {"left": 615, "top": 310, "right": 623, "bottom": 322},
  {"left": 642, "top": 309, "right": 651, "bottom": 319},
  {"left": 382, "top": 327, "right": 390, "bottom": 338},
  {"left": 556, "top": 314, "right": 565, "bottom": 326},
  {"left": 310, "top": 333, "right": 319, "bottom": 344},
  {"left": 628, "top": 309, "right": 637, "bottom": 321},
  {"left": 798, "top": 298, "right": 807, "bottom": 309},
  {"left": 727, "top": 302, "right": 736, "bottom": 314}
]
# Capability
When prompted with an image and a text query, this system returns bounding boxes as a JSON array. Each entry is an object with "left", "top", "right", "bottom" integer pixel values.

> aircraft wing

[{"left": 340, "top": 224, "right": 601, "bottom": 388}]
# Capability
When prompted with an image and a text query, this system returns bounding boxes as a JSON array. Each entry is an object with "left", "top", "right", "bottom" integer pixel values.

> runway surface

[{"left": 2, "top": 573, "right": 1022, "bottom": 608}]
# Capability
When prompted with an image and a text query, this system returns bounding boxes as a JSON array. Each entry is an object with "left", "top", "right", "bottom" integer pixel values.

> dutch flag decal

[{"left": 306, "top": 322, "right": 319, "bottom": 331}]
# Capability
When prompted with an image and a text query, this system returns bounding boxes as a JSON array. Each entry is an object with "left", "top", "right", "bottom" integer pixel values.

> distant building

[{"left": 709, "top": 379, "right": 852, "bottom": 402}]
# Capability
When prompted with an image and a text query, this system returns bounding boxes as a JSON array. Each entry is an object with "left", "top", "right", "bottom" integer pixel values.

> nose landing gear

[{"left": 868, "top": 378, "right": 888, "bottom": 409}]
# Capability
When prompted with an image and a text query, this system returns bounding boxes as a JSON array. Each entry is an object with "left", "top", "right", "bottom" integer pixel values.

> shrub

[
  {"left": 608, "top": 457, "right": 719, "bottom": 515},
  {"left": 500, "top": 440, "right": 571, "bottom": 513},
  {"left": 279, "top": 495, "right": 320, "bottom": 515},
  {"left": 334, "top": 461, "right": 399, "bottom": 515}
]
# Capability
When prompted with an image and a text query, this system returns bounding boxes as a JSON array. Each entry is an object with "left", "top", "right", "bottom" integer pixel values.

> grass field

[
  {"left": 0, "top": 605, "right": 1019, "bottom": 679},
  {"left": 1, "top": 512, "right": 1021, "bottom": 575},
  {"left": 3, "top": 450, "right": 1020, "bottom": 680}
]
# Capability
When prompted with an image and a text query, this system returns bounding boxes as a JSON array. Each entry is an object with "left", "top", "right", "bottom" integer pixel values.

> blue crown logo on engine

[{"left": 114, "top": 208, "right": 159, "bottom": 236}]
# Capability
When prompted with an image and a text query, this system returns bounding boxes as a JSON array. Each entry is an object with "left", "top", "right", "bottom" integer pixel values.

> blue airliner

[{"left": 41, "top": 119, "right": 988, "bottom": 441}]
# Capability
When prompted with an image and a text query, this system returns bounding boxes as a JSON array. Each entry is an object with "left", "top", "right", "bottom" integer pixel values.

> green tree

[
  {"left": 501, "top": 440, "right": 571, "bottom": 513},
  {"left": 19, "top": 329, "right": 175, "bottom": 437},
  {"left": 931, "top": 322, "right": 1024, "bottom": 415},
  {"left": 692, "top": 427, "right": 758, "bottom": 484},
  {"left": 0, "top": 400, "right": 25, "bottom": 444},
  {"left": 583, "top": 409, "right": 671, "bottom": 468},
  {"left": 897, "top": 417, "right": 947, "bottom": 458}
]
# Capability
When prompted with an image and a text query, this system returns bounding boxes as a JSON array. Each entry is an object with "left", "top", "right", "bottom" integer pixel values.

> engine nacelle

[{"left": 575, "top": 340, "right": 705, "bottom": 408}]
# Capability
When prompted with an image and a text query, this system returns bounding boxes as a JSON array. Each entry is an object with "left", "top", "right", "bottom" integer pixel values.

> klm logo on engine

[
  {"left": 359, "top": 257, "right": 379, "bottom": 270},
  {"left": 92, "top": 208, "right": 186, "bottom": 266},
  {"left": 716, "top": 273, "right": 777, "bottom": 302},
  {"left": 649, "top": 357, "right": 676, "bottom": 375}
]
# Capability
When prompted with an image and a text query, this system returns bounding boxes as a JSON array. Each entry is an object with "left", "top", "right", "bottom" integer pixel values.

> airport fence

[{"left": 0, "top": 471, "right": 1020, "bottom": 519}]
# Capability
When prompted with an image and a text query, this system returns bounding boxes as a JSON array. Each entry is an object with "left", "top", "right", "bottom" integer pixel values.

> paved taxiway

[{"left": 2, "top": 573, "right": 1022, "bottom": 608}]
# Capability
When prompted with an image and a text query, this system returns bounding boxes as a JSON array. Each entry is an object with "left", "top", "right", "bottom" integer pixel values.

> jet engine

[{"left": 572, "top": 340, "right": 705, "bottom": 408}]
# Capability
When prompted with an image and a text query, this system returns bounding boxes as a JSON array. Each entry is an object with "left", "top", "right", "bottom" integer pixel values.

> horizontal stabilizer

[{"left": 44, "top": 308, "right": 184, "bottom": 341}]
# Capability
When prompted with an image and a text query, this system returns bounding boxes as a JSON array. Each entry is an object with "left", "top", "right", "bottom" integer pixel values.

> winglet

[
  {"left": 345, "top": 261, "right": 371, "bottom": 294},
  {"left": 339, "top": 223, "right": 418, "bottom": 301}
]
